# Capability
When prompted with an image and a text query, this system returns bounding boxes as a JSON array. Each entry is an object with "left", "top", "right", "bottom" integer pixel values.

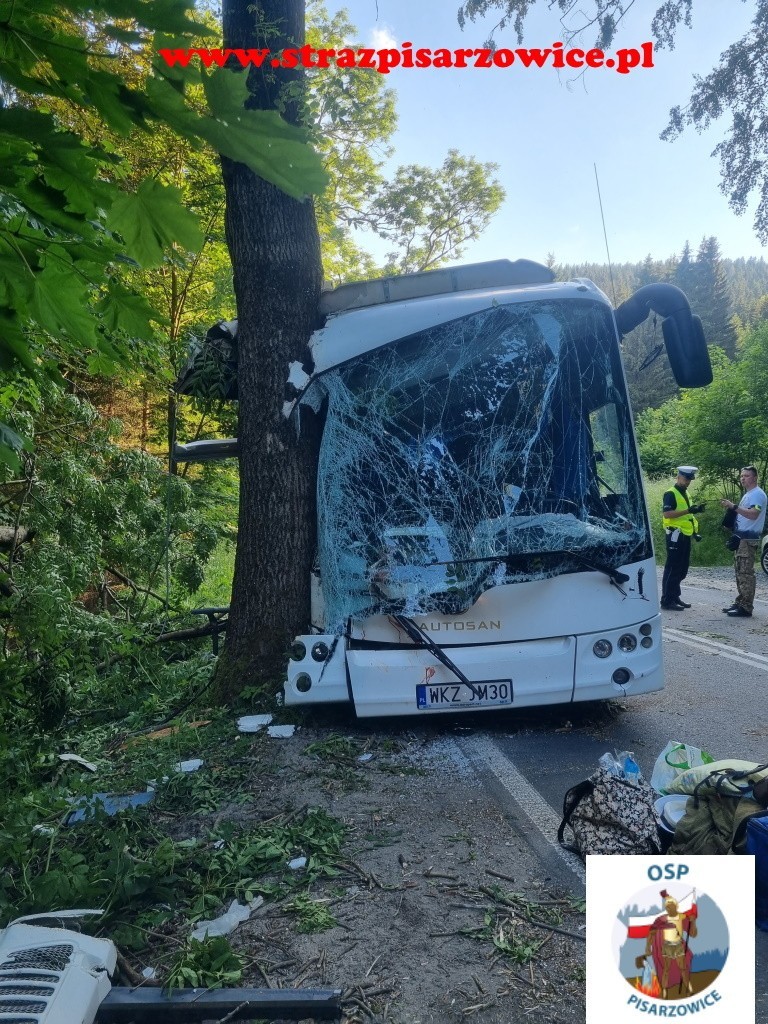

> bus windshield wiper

[
  {"left": 546, "top": 550, "right": 629, "bottom": 593},
  {"left": 391, "top": 615, "right": 484, "bottom": 700}
]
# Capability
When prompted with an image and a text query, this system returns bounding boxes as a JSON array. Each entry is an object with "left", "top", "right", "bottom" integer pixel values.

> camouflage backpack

[{"left": 558, "top": 765, "right": 661, "bottom": 859}]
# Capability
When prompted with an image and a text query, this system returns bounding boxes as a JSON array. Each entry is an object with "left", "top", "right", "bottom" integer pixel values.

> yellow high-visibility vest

[{"left": 662, "top": 486, "right": 698, "bottom": 536}]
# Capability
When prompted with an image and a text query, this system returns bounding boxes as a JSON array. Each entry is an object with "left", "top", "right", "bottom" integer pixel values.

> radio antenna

[{"left": 594, "top": 163, "right": 617, "bottom": 306}]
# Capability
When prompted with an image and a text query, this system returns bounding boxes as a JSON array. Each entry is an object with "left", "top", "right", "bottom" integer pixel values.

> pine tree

[{"left": 690, "top": 237, "right": 738, "bottom": 358}]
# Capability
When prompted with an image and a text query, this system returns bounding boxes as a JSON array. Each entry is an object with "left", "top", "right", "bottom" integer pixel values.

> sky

[{"left": 322, "top": 0, "right": 765, "bottom": 268}]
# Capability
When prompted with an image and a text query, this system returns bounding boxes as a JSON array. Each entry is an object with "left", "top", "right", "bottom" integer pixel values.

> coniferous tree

[{"left": 690, "top": 237, "right": 738, "bottom": 358}]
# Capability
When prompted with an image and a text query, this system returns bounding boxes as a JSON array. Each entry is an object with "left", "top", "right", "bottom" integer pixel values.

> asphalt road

[{"left": 460, "top": 566, "right": 768, "bottom": 1020}]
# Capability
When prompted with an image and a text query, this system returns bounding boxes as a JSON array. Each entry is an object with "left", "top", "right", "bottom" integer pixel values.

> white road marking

[
  {"left": 459, "top": 733, "right": 585, "bottom": 882},
  {"left": 681, "top": 584, "right": 768, "bottom": 608},
  {"left": 663, "top": 627, "right": 768, "bottom": 671}
]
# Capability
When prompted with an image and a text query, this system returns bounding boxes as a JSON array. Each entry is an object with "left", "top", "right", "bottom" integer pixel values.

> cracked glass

[{"left": 304, "top": 298, "right": 650, "bottom": 631}]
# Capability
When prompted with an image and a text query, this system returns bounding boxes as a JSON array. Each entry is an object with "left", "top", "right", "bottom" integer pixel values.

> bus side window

[{"left": 589, "top": 404, "right": 626, "bottom": 497}]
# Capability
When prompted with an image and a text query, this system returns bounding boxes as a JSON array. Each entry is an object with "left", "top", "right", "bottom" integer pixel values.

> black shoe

[
  {"left": 722, "top": 604, "right": 739, "bottom": 613},
  {"left": 661, "top": 601, "right": 685, "bottom": 611},
  {"left": 677, "top": 600, "right": 691, "bottom": 608},
  {"left": 727, "top": 607, "right": 752, "bottom": 617}
]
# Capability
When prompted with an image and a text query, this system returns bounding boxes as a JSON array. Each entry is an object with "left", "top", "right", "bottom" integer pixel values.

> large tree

[
  {"left": 457, "top": 1, "right": 768, "bottom": 243},
  {"left": 214, "top": 0, "right": 324, "bottom": 697}
]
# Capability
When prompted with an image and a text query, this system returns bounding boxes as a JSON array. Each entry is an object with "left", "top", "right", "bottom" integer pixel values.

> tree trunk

[{"left": 214, "top": 0, "right": 322, "bottom": 701}]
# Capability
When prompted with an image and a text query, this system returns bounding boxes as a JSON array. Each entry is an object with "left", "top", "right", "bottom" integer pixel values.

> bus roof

[{"left": 310, "top": 276, "right": 612, "bottom": 375}]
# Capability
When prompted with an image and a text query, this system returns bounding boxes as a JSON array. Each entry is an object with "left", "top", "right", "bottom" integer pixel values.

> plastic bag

[{"left": 650, "top": 741, "right": 714, "bottom": 795}]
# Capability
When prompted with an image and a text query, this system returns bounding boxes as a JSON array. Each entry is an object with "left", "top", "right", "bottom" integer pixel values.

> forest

[{"left": 2, "top": 0, "right": 768, "bottom": 996}]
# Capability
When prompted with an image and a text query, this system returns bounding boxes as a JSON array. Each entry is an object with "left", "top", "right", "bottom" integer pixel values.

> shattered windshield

[{"left": 306, "top": 299, "right": 650, "bottom": 629}]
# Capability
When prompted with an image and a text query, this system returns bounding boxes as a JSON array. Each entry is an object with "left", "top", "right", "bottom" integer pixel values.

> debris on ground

[
  {"left": 65, "top": 790, "right": 155, "bottom": 825},
  {"left": 190, "top": 896, "right": 265, "bottom": 941}
]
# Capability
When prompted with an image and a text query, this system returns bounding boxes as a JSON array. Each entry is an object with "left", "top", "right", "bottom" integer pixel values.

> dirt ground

[{"left": 202, "top": 715, "right": 587, "bottom": 1024}]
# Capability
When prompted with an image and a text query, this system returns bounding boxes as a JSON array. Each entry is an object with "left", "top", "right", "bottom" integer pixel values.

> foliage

[
  {"left": 0, "top": 0, "right": 326, "bottom": 468},
  {"left": 374, "top": 150, "right": 505, "bottom": 275},
  {"left": 0, "top": 664, "right": 349, "bottom": 992},
  {"left": 286, "top": 893, "right": 338, "bottom": 933},
  {"left": 464, "top": 911, "right": 545, "bottom": 964},
  {"left": 166, "top": 936, "right": 244, "bottom": 989},
  {"left": 637, "top": 328, "right": 768, "bottom": 489},
  {"left": 303, "top": 734, "right": 364, "bottom": 762},
  {"left": 0, "top": 384, "right": 222, "bottom": 724},
  {"left": 637, "top": 317, "right": 768, "bottom": 564},
  {"left": 556, "top": 242, "right": 758, "bottom": 415},
  {"left": 306, "top": 4, "right": 505, "bottom": 282},
  {"left": 456, "top": 1, "right": 768, "bottom": 243}
]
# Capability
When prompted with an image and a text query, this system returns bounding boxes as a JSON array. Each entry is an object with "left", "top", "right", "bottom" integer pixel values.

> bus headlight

[
  {"left": 593, "top": 639, "right": 612, "bottom": 659},
  {"left": 612, "top": 668, "right": 631, "bottom": 685},
  {"left": 640, "top": 636, "right": 653, "bottom": 649},
  {"left": 290, "top": 641, "right": 307, "bottom": 661},
  {"left": 311, "top": 642, "right": 330, "bottom": 662},
  {"left": 295, "top": 673, "right": 312, "bottom": 692},
  {"left": 618, "top": 634, "right": 637, "bottom": 653},
  {"left": 639, "top": 623, "right": 652, "bottom": 636}
]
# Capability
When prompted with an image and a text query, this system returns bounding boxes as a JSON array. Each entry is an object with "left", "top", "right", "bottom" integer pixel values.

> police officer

[{"left": 661, "top": 466, "right": 705, "bottom": 610}]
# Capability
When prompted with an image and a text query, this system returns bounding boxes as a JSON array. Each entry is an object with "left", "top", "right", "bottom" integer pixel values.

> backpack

[{"left": 558, "top": 766, "right": 661, "bottom": 859}]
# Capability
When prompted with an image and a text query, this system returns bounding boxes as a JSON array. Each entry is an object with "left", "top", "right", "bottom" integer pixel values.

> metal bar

[{"left": 97, "top": 986, "right": 343, "bottom": 1022}]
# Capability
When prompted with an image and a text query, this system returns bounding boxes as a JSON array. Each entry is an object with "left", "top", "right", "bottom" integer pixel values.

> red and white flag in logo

[{"left": 626, "top": 890, "right": 696, "bottom": 939}]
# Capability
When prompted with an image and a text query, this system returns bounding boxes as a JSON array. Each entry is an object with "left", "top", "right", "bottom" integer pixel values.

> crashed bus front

[{"left": 283, "top": 260, "right": 710, "bottom": 717}]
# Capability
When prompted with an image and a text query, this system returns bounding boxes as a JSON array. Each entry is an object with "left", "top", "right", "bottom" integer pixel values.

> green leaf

[
  {"left": 0, "top": 421, "right": 27, "bottom": 472},
  {"left": 106, "top": 180, "right": 203, "bottom": 267},
  {"left": 96, "top": 283, "right": 165, "bottom": 340},
  {"left": 202, "top": 70, "right": 329, "bottom": 199},
  {"left": 146, "top": 70, "right": 328, "bottom": 200},
  {"left": 41, "top": 140, "right": 113, "bottom": 217},
  {"left": 29, "top": 264, "right": 99, "bottom": 347},
  {"left": 0, "top": 257, "right": 35, "bottom": 308},
  {"left": 0, "top": 309, "right": 36, "bottom": 371}
]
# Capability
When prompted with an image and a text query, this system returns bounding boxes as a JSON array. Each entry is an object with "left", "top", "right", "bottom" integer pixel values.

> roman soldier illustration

[{"left": 634, "top": 890, "right": 698, "bottom": 998}]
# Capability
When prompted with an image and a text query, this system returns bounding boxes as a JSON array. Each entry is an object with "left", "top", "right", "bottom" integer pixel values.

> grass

[{"left": 187, "top": 538, "right": 235, "bottom": 609}]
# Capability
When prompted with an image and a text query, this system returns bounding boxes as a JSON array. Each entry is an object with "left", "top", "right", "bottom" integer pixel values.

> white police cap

[{"left": 677, "top": 465, "right": 698, "bottom": 478}]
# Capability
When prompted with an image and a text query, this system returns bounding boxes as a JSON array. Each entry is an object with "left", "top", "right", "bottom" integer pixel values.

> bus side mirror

[
  {"left": 662, "top": 312, "right": 712, "bottom": 388},
  {"left": 614, "top": 284, "right": 712, "bottom": 390}
]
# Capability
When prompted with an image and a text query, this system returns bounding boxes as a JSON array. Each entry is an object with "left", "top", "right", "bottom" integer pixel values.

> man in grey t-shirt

[{"left": 720, "top": 465, "right": 767, "bottom": 618}]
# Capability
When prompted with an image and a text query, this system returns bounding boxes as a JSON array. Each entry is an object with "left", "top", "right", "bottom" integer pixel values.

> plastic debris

[
  {"left": 142, "top": 967, "right": 157, "bottom": 980},
  {"left": 357, "top": 753, "right": 374, "bottom": 763},
  {"left": 190, "top": 896, "right": 264, "bottom": 941},
  {"left": 59, "top": 753, "right": 98, "bottom": 772},
  {"left": 32, "top": 824, "right": 56, "bottom": 836},
  {"left": 288, "top": 857, "right": 307, "bottom": 870},
  {"left": 237, "top": 714, "right": 273, "bottom": 733},
  {"left": 623, "top": 752, "right": 641, "bottom": 786},
  {"left": 267, "top": 724, "right": 296, "bottom": 738},
  {"left": 174, "top": 758, "right": 204, "bottom": 773},
  {"left": 65, "top": 791, "right": 155, "bottom": 825}
]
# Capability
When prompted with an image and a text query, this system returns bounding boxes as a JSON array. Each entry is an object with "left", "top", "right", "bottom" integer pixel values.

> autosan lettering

[
  {"left": 416, "top": 620, "right": 501, "bottom": 631},
  {"left": 626, "top": 990, "right": 722, "bottom": 1015}
]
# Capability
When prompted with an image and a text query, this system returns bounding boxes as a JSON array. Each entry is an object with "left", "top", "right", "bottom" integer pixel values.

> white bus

[
  {"left": 178, "top": 258, "right": 710, "bottom": 718},
  {"left": 279, "top": 259, "right": 711, "bottom": 717}
]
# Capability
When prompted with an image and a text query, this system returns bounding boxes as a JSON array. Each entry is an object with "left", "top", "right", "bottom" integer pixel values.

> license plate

[{"left": 416, "top": 679, "right": 512, "bottom": 710}]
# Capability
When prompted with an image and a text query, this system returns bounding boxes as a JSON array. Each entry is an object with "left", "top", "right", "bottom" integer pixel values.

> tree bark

[{"left": 215, "top": 0, "right": 322, "bottom": 700}]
